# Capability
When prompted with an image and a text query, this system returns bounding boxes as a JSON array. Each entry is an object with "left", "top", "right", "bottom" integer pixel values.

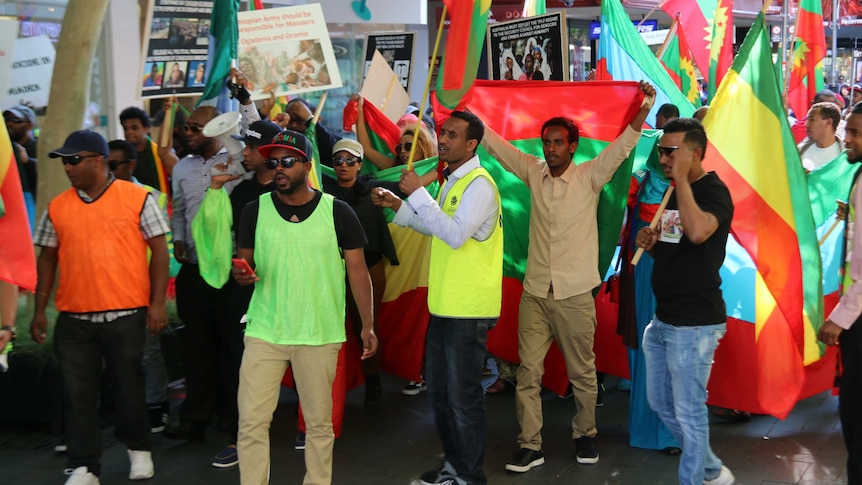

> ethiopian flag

[
  {"left": 787, "top": 0, "right": 827, "bottom": 120},
  {"left": 0, "top": 125, "right": 36, "bottom": 292},
  {"left": 702, "top": 13, "right": 823, "bottom": 419},
  {"left": 597, "top": 0, "right": 694, "bottom": 127},
  {"left": 660, "top": 16, "right": 701, "bottom": 104},
  {"left": 435, "top": 0, "right": 491, "bottom": 110}
]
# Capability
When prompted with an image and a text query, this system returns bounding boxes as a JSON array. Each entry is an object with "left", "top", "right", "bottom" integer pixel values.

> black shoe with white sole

[{"left": 505, "top": 448, "right": 545, "bottom": 473}]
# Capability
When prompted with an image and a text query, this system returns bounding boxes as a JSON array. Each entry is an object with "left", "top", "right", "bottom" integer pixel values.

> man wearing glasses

[
  {"left": 165, "top": 107, "right": 246, "bottom": 449},
  {"left": 30, "top": 130, "right": 170, "bottom": 484},
  {"left": 479, "top": 81, "right": 655, "bottom": 472},
  {"left": 635, "top": 118, "right": 735, "bottom": 485},
  {"left": 232, "top": 130, "right": 377, "bottom": 485}
]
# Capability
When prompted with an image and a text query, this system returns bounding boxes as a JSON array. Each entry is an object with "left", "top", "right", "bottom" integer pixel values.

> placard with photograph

[
  {"left": 361, "top": 32, "right": 416, "bottom": 92},
  {"left": 139, "top": 0, "right": 211, "bottom": 98},
  {"left": 237, "top": 4, "right": 342, "bottom": 99},
  {"left": 486, "top": 12, "right": 568, "bottom": 82}
]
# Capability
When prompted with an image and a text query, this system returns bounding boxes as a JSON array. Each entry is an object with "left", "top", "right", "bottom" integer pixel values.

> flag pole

[
  {"left": 407, "top": 5, "right": 447, "bottom": 172},
  {"left": 655, "top": 14, "right": 680, "bottom": 60},
  {"left": 311, "top": 91, "right": 328, "bottom": 125},
  {"left": 631, "top": 185, "right": 674, "bottom": 266},
  {"left": 636, "top": 0, "right": 668, "bottom": 29}
]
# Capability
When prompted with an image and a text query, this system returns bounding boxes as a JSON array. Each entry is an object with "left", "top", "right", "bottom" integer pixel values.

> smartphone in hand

[{"left": 232, "top": 258, "right": 256, "bottom": 277}]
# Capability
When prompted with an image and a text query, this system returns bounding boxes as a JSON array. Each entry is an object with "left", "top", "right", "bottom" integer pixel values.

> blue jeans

[
  {"left": 425, "top": 316, "right": 493, "bottom": 485},
  {"left": 642, "top": 317, "right": 726, "bottom": 485}
]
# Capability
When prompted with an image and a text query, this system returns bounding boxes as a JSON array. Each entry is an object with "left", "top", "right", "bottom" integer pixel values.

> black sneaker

[
  {"left": 575, "top": 436, "right": 599, "bottom": 464},
  {"left": 505, "top": 448, "right": 545, "bottom": 473},
  {"left": 148, "top": 402, "right": 169, "bottom": 433},
  {"left": 596, "top": 382, "right": 605, "bottom": 407}
]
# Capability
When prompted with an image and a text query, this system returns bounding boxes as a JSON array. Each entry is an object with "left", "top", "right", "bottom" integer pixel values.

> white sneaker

[
  {"left": 128, "top": 449, "right": 155, "bottom": 480},
  {"left": 64, "top": 467, "right": 99, "bottom": 485},
  {"left": 703, "top": 465, "right": 735, "bottom": 485}
]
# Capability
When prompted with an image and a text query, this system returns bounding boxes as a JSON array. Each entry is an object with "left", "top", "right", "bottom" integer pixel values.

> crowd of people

[{"left": 1, "top": 68, "right": 861, "bottom": 485}]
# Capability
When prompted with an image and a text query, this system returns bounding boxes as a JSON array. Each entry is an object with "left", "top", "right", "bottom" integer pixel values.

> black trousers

[
  {"left": 175, "top": 263, "right": 245, "bottom": 441},
  {"left": 841, "top": 318, "right": 862, "bottom": 485},
  {"left": 54, "top": 311, "right": 150, "bottom": 476}
]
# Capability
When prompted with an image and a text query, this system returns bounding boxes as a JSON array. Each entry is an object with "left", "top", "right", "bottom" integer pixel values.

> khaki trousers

[
  {"left": 237, "top": 336, "right": 340, "bottom": 485},
  {"left": 515, "top": 290, "right": 598, "bottom": 450}
]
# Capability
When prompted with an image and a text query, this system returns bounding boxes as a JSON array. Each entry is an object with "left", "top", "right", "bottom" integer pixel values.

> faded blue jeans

[
  {"left": 642, "top": 317, "right": 726, "bottom": 485},
  {"left": 425, "top": 316, "right": 493, "bottom": 485}
]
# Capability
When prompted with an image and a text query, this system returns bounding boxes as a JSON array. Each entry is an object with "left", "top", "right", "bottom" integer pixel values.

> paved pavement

[{"left": 0, "top": 374, "right": 848, "bottom": 484}]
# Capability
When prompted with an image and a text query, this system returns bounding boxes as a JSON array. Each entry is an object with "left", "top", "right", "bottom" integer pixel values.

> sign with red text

[{"left": 237, "top": 4, "right": 342, "bottom": 99}]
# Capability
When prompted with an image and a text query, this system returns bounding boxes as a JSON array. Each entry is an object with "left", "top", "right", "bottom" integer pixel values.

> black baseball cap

[
  {"left": 48, "top": 130, "right": 109, "bottom": 158},
  {"left": 232, "top": 120, "right": 283, "bottom": 145}
]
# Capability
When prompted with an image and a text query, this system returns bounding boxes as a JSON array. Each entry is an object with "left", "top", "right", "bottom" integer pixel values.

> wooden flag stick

[
  {"left": 632, "top": 185, "right": 675, "bottom": 266},
  {"left": 407, "top": 4, "right": 447, "bottom": 172},
  {"left": 818, "top": 200, "right": 849, "bottom": 246},
  {"left": 311, "top": 91, "right": 328, "bottom": 125},
  {"left": 655, "top": 14, "right": 679, "bottom": 60}
]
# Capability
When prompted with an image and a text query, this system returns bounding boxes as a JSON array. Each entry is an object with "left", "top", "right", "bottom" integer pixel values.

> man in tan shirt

[{"left": 481, "top": 81, "right": 655, "bottom": 472}]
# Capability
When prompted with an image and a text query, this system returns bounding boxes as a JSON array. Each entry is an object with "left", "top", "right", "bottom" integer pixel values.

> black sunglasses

[
  {"left": 265, "top": 156, "right": 307, "bottom": 169},
  {"left": 61, "top": 154, "right": 102, "bottom": 166},
  {"left": 656, "top": 145, "right": 698, "bottom": 157},
  {"left": 395, "top": 142, "right": 413, "bottom": 154},
  {"left": 183, "top": 123, "right": 204, "bottom": 133},
  {"left": 108, "top": 159, "right": 133, "bottom": 170},
  {"left": 332, "top": 156, "right": 360, "bottom": 167}
]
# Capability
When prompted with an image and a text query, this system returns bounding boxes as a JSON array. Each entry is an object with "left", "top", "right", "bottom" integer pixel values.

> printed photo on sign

[
  {"left": 487, "top": 12, "right": 568, "bottom": 82},
  {"left": 142, "top": 62, "right": 164, "bottom": 90},
  {"left": 187, "top": 61, "right": 207, "bottom": 87},
  {"left": 239, "top": 39, "right": 332, "bottom": 95},
  {"left": 162, "top": 61, "right": 187, "bottom": 89},
  {"left": 659, "top": 209, "right": 684, "bottom": 243},
  {"left": 197, "top": 19, "right": 210, "bottom": 45},
  {"left": 361, "top": 32, "right": 416, "bottom": 91},
  {"left": 150, "top": 17, "right": 170, "bottom": 40},
  {"left": 168, "top": 18, "right": 199, "bottom": 47}
]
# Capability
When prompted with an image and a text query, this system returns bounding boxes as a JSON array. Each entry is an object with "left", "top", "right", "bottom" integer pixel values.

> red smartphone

[{"left": 232, "top": 258, "right": 256, "bottom": 277}]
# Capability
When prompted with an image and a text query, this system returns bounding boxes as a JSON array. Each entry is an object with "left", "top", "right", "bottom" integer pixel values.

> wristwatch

[{"left": 0, "top": 326, "right": 17, "bottom": 341}]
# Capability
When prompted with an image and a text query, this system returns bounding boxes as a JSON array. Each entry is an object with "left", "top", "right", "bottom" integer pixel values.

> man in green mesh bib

[{"left": 232, "top": 130, "right": 378, "bottom": 485}]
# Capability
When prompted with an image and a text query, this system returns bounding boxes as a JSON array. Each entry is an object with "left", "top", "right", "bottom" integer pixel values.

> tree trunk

[{"left": 36, "top": 0, "right": 111, "bottom": 216}]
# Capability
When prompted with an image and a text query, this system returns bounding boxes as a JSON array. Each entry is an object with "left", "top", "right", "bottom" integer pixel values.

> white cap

[{"left": 332, "top": 139, "right": 363, "bottom": 158}]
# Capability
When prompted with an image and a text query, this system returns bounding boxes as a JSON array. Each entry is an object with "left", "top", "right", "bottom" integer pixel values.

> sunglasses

[
  {"left": 61, "top": 154, "right": 102, "bottom": 166},
  {"left": 265, "top": 156, "right": 307, "bottom": 169},
  {"left": 395, "top": 142, "right": 413, "bottom": 154},
  {"left": 108, "top": 159, "right": 132, "bottom": 170},
  {"left": 332, "top": 156, "right": 360, "bottom": 167},
  {"left": 183, "top": 123, "right": 204, "bottom": 133}
]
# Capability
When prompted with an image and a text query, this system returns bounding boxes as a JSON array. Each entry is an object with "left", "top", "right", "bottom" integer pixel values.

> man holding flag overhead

[{"left": 480, "top": 80, "right": 654, "bottom": 472}]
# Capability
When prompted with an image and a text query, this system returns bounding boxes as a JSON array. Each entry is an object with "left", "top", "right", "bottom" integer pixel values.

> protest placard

[
  {"left": 361, "top": 32, "right": 415, "bottom": 92},
  {"left": 486, "top": 12, "right": 567, "bottom": 82},
  {"left": 237, "top": 4, "right": 342, "bottom": 100},
  {"left": 139, "top": 0, "right": 212, "bottom": 99},
  {"left": 1, "top": 35, "right": 55, "bottom": 110}
]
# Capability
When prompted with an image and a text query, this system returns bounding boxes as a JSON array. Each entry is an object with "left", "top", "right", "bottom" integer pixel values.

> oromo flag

[
  {"left": 660, "top": 16, "right": 700, "bottom": 104},
  {"left": 702, "top": 13, "right": 823, "bottom": 419}
]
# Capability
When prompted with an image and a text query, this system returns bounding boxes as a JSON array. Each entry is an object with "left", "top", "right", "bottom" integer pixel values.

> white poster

[
  {"left": 1, "top": 35, "right": 55, "bottom": 111},
  {"left": 0, "top": 19, "right": 19, "bottom": 103},
  {"left": 237, "top": 4, "right": 342, "bottom": 100}
]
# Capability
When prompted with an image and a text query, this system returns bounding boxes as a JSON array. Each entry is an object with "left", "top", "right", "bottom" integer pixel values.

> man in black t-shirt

[
  {"left": 634, "top": 118, "right": 735, "bottom": 485},
  {"left": 233, "top": 130, "right": 377, "bottom": 485}
]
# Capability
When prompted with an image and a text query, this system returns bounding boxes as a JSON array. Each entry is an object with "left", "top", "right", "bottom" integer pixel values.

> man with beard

[
  {"left": 165, "top": 107, "right": 247, "bottom": 458},
  {"left": 233, "top": 130, "right": 377, "bottom": 485},
  {"left": 480, "top": 81, "right": 654, "bottom": 472},
  {"left": 818, "top": 101, "right": 862, "bottom": 485}
]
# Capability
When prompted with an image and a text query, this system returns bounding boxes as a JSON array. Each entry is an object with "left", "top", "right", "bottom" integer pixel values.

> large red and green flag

[
  {"left": 197, "top": 0, "right": 239, "bottom": 111},
  {"left": 701, "top": 13, "right": 824, "bottom": 419},
  {"left": 435, "top": 0, "right": 491, "bottom": 111},
  {"left": 522, "top": 0, "right": 546, "bottom": 17},
  {"left": 787, "top": 0, "right": 827, "bottom": 120},
  {"left": 707, "top": 0, "right": 734, "bottom": 101},
  {"left": 596, "top": 0, "right": 695, "bottom": 127},
  {"left": 660, "top": 16, "right": 701, "bottom": 104},
  {"left": 342, "top": 98, "right": 403, "bottom": 170},
  {"left": 661, "top": 0, "right": 717, "bottom": 94},
  {"left": 0, "top": 124, "right": 36, "bottom": 292}
]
